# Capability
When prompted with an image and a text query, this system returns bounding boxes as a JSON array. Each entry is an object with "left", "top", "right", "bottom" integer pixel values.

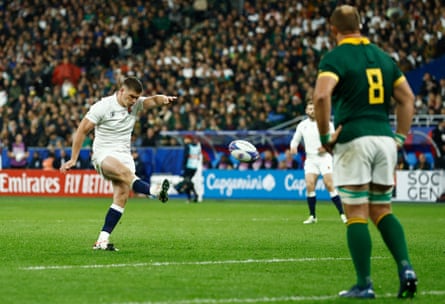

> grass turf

[{"left": 0, "top": 197, "right": 443, "bottom": 303}]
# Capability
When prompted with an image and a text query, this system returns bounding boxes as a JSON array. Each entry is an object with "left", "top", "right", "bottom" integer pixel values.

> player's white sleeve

[
  {"left": 85, "top": 99, "right": 105, "bottom": 124},
  {"left": 290, "top": 125, "right": 302, "bottom": 149}
]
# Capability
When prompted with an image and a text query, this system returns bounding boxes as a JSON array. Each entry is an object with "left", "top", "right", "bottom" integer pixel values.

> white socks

[{"left": 97, "top": 231, "right": 110, "bottom": 243}]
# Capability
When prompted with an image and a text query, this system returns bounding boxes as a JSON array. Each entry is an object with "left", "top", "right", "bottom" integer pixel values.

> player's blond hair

[{"left": 330, "top": 5, "right": 361, "bottom": 34}]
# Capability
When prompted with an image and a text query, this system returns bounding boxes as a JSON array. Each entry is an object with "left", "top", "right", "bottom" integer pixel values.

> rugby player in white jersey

[
  {"left": 60, "top": 77, "right": 176, "bottom": 250},
  {"left": 290, "top": 101, "right": 347, "bottom": 224}
]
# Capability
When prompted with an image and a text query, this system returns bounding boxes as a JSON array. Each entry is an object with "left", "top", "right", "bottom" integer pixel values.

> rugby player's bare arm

[
  {"left": 393, "top": 79, "right": 415, "bottom": 137},
  {"left": 142, "top": 95, "right": 177, "bottom": 110},
  {"left": 60, "top": 118, "right": 95, "bottom": 173},
  {"left": 313, "top": 74, "right": 338, "bottom": 136}
]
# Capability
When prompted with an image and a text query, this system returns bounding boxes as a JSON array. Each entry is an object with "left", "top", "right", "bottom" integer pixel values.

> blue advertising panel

[{"left": 203, "top": 169, "right": 330, "bottom": 200}]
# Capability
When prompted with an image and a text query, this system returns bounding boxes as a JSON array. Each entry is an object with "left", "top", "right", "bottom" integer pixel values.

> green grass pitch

[{"left": 0, "top": 196, "right": 443, "bottom": 304}]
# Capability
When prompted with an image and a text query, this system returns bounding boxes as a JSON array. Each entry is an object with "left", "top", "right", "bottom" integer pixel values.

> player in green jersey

[{"left": 313, "top": 5, "right": 417, "bottom": 299}]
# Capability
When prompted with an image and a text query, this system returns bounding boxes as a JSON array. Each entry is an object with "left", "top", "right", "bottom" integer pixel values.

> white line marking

[
  {"left": 21, "top": 256, "right": 388, "bottom": 271},
  {"left": 115, "top": 291, "right": 445, "bottom": 304},
  {"left": 117, "top": 295, "right": 337, "bottom": 304}
]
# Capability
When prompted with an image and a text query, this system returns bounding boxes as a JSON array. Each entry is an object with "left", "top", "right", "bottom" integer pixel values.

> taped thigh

[{"left": 338, "top": 187, "right": 369, "bottom": 205}]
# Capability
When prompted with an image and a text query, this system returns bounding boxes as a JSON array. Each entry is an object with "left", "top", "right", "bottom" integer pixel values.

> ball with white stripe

[{"left": 228, "top": 140, "right": 259, "bottom": 162}]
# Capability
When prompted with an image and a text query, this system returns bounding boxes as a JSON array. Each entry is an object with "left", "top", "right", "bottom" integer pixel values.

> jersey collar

[{"left": 338, "top": 37, "right": 370, "bottom": 46}]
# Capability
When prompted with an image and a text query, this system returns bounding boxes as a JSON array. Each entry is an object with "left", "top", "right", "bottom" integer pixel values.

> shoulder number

[{"left": 366, "top": 68, "right": 384, "bottom": 104}]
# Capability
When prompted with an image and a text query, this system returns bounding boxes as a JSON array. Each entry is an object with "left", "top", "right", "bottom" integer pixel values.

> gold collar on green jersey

[{"left": 338, "top": 37, "right": 370, "bottom": 46}]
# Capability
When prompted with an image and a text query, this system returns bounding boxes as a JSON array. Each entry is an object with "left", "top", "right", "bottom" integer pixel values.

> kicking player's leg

[
  {"left": 99, "top": 156, "right": 149, "bottom": 194},
  {"left": 93, "top": 181, "right": 129, "bottom": 251},
  {"left": 99, "top": 155, "right": 169, "bottom": 201}
]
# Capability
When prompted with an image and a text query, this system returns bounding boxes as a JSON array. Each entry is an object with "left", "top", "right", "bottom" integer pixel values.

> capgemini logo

[
  {"left": 207, "top": 173, "right": 277, "bottom": 196},
  {"left": 262, "top": 174, "right": 275, "bottom": 191}
]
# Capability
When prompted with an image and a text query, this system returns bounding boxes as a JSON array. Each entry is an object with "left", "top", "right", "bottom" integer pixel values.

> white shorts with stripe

[{"left": 333, "top": 136, "right": 397, "bottom": 187}]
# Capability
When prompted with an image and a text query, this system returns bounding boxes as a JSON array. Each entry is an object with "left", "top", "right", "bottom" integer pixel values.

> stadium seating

[{"left": 406, "top": 152, "right": 418, "bottom": 169}]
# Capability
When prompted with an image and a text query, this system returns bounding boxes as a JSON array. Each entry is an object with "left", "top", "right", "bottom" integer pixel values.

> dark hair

[
  {"left": 330, "top": 5, "right": 361, "bottom": 34},
  {"left": 122, "top": 77, "right": 143, "bottom": 94}
]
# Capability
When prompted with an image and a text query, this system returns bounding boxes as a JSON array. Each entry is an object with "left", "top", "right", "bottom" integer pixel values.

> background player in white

[
  {"left": 60, "top": 77, "right": 176, "bottom": 251},
  {"left": 290, "top": 101, "right": 346, "bottom": 224}
]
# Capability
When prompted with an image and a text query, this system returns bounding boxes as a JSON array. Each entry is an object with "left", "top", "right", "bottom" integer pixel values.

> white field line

[
  {"left": 20, "top": 256, "right": 388, "bottom": 271},
  {"left": 115, "top": 291, "right": 445, "bottom": 304}
]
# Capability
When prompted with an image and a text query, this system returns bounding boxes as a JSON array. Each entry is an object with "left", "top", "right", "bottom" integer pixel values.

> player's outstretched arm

[{"left": 142, "top": 95, "right": 177, "bottom": 110}]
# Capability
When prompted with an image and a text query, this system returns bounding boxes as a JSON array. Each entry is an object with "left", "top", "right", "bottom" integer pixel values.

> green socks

[
  {"left": 377, "top": 213, "right": 412, "bottom": 273},
  {"left": 347, "top": 214, "right": 412, "bottom": 288},
  {"left": 347, "top": 222, "right": 372, "bottom": 287}
]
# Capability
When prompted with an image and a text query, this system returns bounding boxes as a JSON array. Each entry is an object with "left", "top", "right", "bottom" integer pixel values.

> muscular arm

[
  {"left": 313, "top": 75, "right": 338, "bottom": 136},
  {"left": 142, "top": 95, "right": 177, "bottom": 110},
  {"left": 393, "top": 79, "right": 415, "bottom": 137},
  {"left": 60, "top": 117, "right": 95, "bottom": 173}
]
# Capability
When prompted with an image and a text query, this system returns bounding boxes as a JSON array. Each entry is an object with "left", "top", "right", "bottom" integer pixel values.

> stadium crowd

[{"left": 1, "top": 0, "right": 445, "bottom": 168}]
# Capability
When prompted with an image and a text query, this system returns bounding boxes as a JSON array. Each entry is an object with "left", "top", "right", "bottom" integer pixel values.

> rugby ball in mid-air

[{"left": 228, "top": 140, "right": 259, "bottom": 162}]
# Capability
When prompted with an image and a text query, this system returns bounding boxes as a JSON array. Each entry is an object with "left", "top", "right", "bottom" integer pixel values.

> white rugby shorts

[
  {"left": 92, "top": 149, "right": 136, "bottom": 178},
  {"left": 333, "top": 136, "right": 397, "bottom": 187},
  {"left": 304, "top": 153, "right": 333, "bottom": 176}
]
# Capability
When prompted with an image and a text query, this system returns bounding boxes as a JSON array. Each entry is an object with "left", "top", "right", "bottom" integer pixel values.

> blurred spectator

[
  {"left": 439, "top": 78, "right": 445, "bottom": 100},
  {"left": 420, "top": 72, "right": 439, "bottom": 96},
  {"left": 237, "top": 160, "right": 253, "bottom": 171},
  {"left": 42, "top": 148, "right": 56, "bottom": 171},
  {"left": 26, "top": 125, "right": 42, "bottom": 148},
  {"left": 432, "top": 120, "right": 445, "bottom": 168},
  {"left": 82, "top": 133, "right": 93, "bottom": 148},
  {"left": 119, "top": 30, "right": 133, "bottom": 58},
  {"left": 414, "top": 95, "right": 428, "bottom": 114},
  {"left": 7, "top": 134, "right": 29, "bottom": 169},
  {"left": 260, "top": 150, "right": 278, "bottom": 169},
  {"left": 158, "top": 125, "right": 178, "bottom": 146},
  {"left": 251, "top": 156, "right": 263, "bottom": 170},
  {"left": 202, "top": 154, "right": 213, "bottom": 169},
  {"left": 141, "top": 127, "right": 158, "bottom": 147},
  {"left": 152, "top": 9, "right": 172, "bottom": 39},
  {"left": 53, "top": 149, "right": 71, "bottom": 170},
  {"left": 132, "top": 147, "right": 148, "bottom": 182},
  {"left": 28, "top": 151, "right": 43, "bottom": 169},
  {"left": 414, "top": 153, "right": 432, "bottom": 170},
  {"left": 51, "top": 57, "right": 82, "bottom": 87},
  {"left": 193, "top": 0, "right": 209, "bottom": 22},
  {"left": 396, "top": 151, "right": 409, "bottom": 170},
  {"left": 216, "top": 154, "right": 234, "bottom": 170},
  {"left": 278, "top": 149, "right": 300, "bottom": 170}
]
